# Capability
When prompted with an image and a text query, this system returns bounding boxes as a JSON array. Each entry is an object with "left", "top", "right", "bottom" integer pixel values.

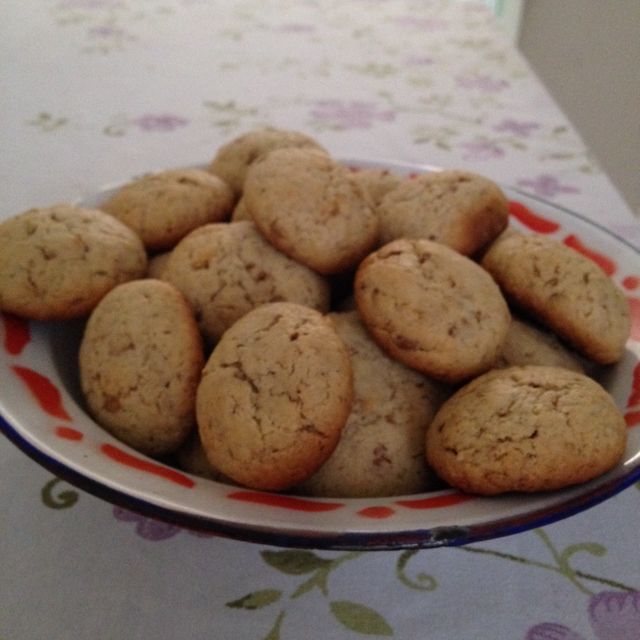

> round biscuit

[
  {"left": 481, "top": 232, "right": 630, "bottom": 364},
  {"left": 101, "top": 168, "right": 234, "bottom": 251},
  {"left": 244, "top": 148, "right": 379, "bottom": 275},
  {"left": 298, "top": 311, "right": 446, "bottom": 498},
  {"left": 355, "top": 238, "right": 511, "bottom": 383},
  {"left": 0, "top": 204, "right": 147, "bottom": 320},
  {"left": 209, "top": 127, "right": 327, "bottom": 196},
  {"left": 425, "top": 365, "right": 627, "bottom": 494},
  {"left": 376, "top": 170, "right": 509, "bottom": 255},
  {"left": 164, "top": 221, "right": 330, "bottom": 343},
  {"left": 196, "top": 302, "right": 353, "bottom": 491},
  {"left": 79, "top": 279, "right": 204, "bottom": 456}
]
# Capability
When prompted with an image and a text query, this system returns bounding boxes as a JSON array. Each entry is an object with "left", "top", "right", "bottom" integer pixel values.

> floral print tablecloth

[{"left": 1, "top": 2, "right": 639, "bottom": 639}]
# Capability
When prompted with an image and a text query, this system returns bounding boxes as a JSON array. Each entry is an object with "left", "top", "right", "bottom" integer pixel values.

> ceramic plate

[{"left": 1, "top": 159, "right": 639, "bottom": 550}]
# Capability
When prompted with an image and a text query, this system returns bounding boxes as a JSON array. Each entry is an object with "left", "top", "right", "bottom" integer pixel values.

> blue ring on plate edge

[{"left": 3, "top": 411, "right": 640, "bottom": 551}]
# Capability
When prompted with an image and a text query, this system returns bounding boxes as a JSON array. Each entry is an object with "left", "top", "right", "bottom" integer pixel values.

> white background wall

[{"left": 517, "top": 0, "right": 639, "bottom": 217}]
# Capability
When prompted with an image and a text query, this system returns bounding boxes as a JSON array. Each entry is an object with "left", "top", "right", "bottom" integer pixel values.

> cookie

[
  {"left": 196, "top": 302, "right": 353, "bottom": 491},
  {"left": 481, "top": 233, "right": 630, "bottom": 364},
  {"left": 230, "top": 196, "right": 251, "bottom": 222},
  {"left": 350, "top": 167, "right": 402, "bottom": 208},
  {"left": 146, "top": 251, "right": 171, "bottom": 280},
  {"left": 355, "top": 238, "right": 511, "bottom": 383},
  {"left": 79, "top": 279, "right": 204, "bottom": 456},
  {"left": 175, "top": 432, "right": 229, "bottom": 482},
  {"left": 101, "top": 168, "right": 234, "bottom": 251},
  {"left": 425, "top": 365, "right": 627, "bottom": 495},
  {"left": 494, "top": 316, "right": 585, "bottom": 373},
  {"left": 0, "top": 204, "right": 147, "bottom": 320},
  {"left": 298, "top": 311, "right": 446, "bottom": 498},
  {"left": 244, "top": 148, "right": 379, "bottom": 275},
  {"left": 164, "top": 221, "right": 331, "bottom": 343},
  {"left": 376, "top": 170, "right": 509, "bottom": 256},
  {"left": 209, "top": 127, "right": 328, "bottom": 196}
]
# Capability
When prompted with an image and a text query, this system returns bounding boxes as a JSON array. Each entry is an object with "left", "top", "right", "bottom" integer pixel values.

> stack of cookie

[{"left": 0, "top": 126, "right": 630, "bottom": 498}]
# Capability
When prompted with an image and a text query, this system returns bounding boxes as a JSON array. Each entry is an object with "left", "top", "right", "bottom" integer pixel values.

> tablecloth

[{"left": 2, "top": 2, "right": 639, "bottom": 639}]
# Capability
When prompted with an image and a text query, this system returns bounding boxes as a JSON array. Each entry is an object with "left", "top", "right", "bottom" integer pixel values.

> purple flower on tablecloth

[
  {"left": 113, "top": 507, "right": 218, "bottom": 540},
  {"left": 131, "top": 113, "right": 189, "bottom": 132},
  {"left": 517, "top": 174, "right": 579, "bottom": 198},
  {"left": 113, "top": 507, "right": 182, "bottom": 541},
  {"left": 460, "top": 138, "right": 505, "bottom": 161},
  {"left": 526, "top": 623, "right": 585, "bottom": 640},
  {"left": 493, "top": 118, "right": 540, "bottom": 137},
  {"left": 275, "top": 23, "right": 316, "bottom": 33},
  {"left": 88, "top": 25, "right": 127, "bottom": 38},
  {"left": 455, "top": 73, "right": 510, "bottom": 92},
  {"left": 526, "top": 591, "right": 640, "bottom": 640},
  {"left": 392, "top": 16, "right": 448, "bottom": 31},
  {"left": 309, "top": 100, "right": 395, "bottom": 130},
  {"left": 589, "top": 591, "right": 640, "bottom": 640},
  {"left": 404, "top": 54, "right": 435, "bottom": 66}
]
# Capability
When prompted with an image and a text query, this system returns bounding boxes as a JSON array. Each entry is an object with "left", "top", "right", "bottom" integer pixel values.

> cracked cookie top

[
  {"left": 425, "top": 365, "right": 627, "bottom": 495},
  {"left": 376, "top": 170, "right": 509, "bottom": 256},
  {"left": 355, "top": 238, "right": 511, "bottom": 383},
  {"left": 164, "top": 221, "right": 331, "bottom": 344},
  {"left": 481, "top": 232, "right": 631, "bottom": 364},
  {"left": 298, "top": 311, "right": 447, "bottom": 498},
  {"left": 243, "top": 148, "right": 379, "bottom": 275},
  {"left": 209, "top": 127, "right": 328, "bottom": 197},
  {"left": 79, "top": 278, "right": 204, "bottom": 456},
  {"left": 101, "top": 168, "right": 235, "bottom": 251},
  {"left": 0, "top": 204, "right": 147, "bottom": 320},
  {"left": 196, "top": 302, "right": 353, "bottom": 491}
]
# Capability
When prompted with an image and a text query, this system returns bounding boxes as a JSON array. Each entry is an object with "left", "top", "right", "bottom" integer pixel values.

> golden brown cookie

[
  {"left": 425, "top": 365, "right": 627, "bottom": 495},
  {"left": 79, "top": 279, "right": 204, "bottom": 456},
  {"left": 229, "top": 196, "right": 251, "bottom": 222},
  {"left": 244, "top": 148, "right": 379, "bottom": 275},
  {"left": 298, "top": 312, "right": 446, "bottom": 498},
  {"left": 494, "top": 316, "right": 585, "bottom": 373},
  {"left": 196, "top": 302, "right": 353, "bottom": 491},
  {"left": 0, "top": 204, "right": 147, "bottom": 320},
  {"left": 209, "top": 127, "right": 328, "bottom": 196},
  {"left": 481, "top": 233, "right": 630, "bottom": 364},
  {"left": 350, "top": 167, "right": 403, "bottom": 208},
  {"left": 355, "top": 238, "right": 511, "bottom": 383},
  {"left": 101, "top": 168, "right": 234, "bottom": 251},
  {"left": 146, "top": 251, "right": 172, "bottom": 280},
  {"left": 175, "top": 432, "right": 230, "bottom": 482},
  {"left": 376, "top": 170, "right": 509, "bottom": 255},
  {"left": 164, "top": 221, "right": 331, "bottom": 343}
]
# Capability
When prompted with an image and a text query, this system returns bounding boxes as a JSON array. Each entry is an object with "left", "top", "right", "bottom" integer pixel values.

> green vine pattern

[
  {"left": 37, "top": 475, "right": 637, "bottom": 636},
  {"left": 26, "top": 112, "right": 68, "bottom": 132},
  {"left": 226, "top": 528, "right": 637, "bottom": 638},
  {"left": 226, "top": 549, "right": 433, "bottom": 637},
  {"left": 41, "top": 477, "right": 80, "bottom": 510}
]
